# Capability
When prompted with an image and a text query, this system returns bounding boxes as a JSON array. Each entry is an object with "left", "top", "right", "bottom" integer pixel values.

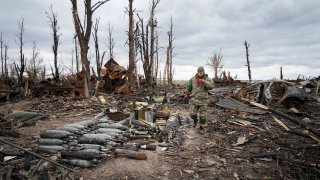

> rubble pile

[
  {"left": 161, "top": 83, "right": 320, "bottom": 179},
  {"left": 100, "top": 58, "right": 131, "bottom": 95},
  {"left": 0, "top": 76, "right": 319, "bottom": 179}
]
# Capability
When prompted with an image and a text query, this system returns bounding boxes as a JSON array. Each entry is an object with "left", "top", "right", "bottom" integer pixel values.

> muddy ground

[{"left": 1, "top": 89, "right": 320, "bottom": 180}]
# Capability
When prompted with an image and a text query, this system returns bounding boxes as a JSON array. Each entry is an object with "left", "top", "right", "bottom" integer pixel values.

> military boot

[
  {"left": 198, "top": 126, "right": 205, "bottom": 134},
  {"left": 198, "top": 116, "right": 207, "bottom": 134},
  {"left": 190, "top": 114, "right": 198, "bottom": 127}
]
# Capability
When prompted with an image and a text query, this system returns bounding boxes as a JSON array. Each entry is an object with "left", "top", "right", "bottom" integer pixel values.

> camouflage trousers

[{"left": 189, "top": 104, "right": 207, "bottom": 127}]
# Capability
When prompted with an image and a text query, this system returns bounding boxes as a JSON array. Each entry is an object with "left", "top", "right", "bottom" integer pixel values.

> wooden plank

[
  {"left": 98, "top": 95, "right": 107, "bottom": 104},
  {"left": 272, "top": 116, "right": 290, "bottom": 131},
  {"left": 250, "top": 101, "right": 269, "bottom": 110}
]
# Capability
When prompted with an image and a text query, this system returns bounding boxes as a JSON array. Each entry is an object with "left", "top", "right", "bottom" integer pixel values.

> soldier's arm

[{"left": 204, "top": 78, "right": 214, "bottom": 90}]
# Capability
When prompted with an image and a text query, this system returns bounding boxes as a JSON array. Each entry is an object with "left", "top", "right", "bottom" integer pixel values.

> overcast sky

[{"left": 1, "top": 0, "right": 319, "bottom": 80}]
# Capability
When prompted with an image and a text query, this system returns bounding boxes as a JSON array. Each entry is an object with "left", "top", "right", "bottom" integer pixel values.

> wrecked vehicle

[{"left": 234, "top": 80, "right": 314, "bottom": 106}]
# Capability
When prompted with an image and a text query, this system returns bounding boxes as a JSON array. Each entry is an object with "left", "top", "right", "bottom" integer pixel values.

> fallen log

[
  {"left": 250, "top": 102, "right": 320, "bottom": 138},
  {"left": 272, "top": 116, "right": 320, "bottom": 143}
]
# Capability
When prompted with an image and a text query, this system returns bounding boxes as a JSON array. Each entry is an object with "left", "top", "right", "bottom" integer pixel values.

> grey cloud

[{"left": 0, "top": 0, "right": 319, "bottom": 80}]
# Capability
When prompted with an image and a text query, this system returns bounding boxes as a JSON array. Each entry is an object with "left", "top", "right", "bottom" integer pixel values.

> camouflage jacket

[{"left": 186, "top": 74, "right": 214, "bottom": 105}]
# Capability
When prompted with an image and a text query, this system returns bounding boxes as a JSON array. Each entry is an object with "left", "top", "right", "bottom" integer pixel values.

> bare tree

[
  {"left": 71, "top": 50, "right": 74, "bottom": 74},
  {"left": 163, "top": 60, "right": 167, "bottom": 85},
  {"left": 134, "top": 22, "right": 142, "bottom": 89},
  {"left": 207, "top": 49, "right": 223, "bottom": 81},
  {"left": 70, "top": 0, "right": 110, "bottom": 98},
  {"left": 166, "top": 16, "right": 174, "bottom": 86},
  {"left": 14, "top": 18, "right": 26, "bottom": 84},
  {"left": 10, "top": 64, "right": 16, "bottom": 79},
  {"left": 27, "top": 41, "right": 43, "bottom": 80},
  {"left": 244, "top": 40, "right": 252, "bottom": 82},
  {"left": 280, "top": 66, "right": 283, "bottom": 80},
  {"left": 4, "top": 41, "right": 9, "bottom": 79},
  {"left": 107, "top": 22, "right": 115, "bottom": 60},
  {"left": 1, "top": 32, "right": 3, "bottom": 78},
  {"left": 73, "top": 34, "right": 80, "bottom": 73},
  {"left": 92, "top": 18, "right": 106, "bottom": 78},
  {"left": 153, "top": 30, "right": 159, "bottom": 84},
  {"left": 40, "top": 66, "right": 46, "bottom": 80},
  {"left": 128, "top": 0, "right": 136, "bottom": 87},
  {"left": 148, "top": 0, "right": 159, "bottom": 86},
  {"left": 137, "top": 0, "right": 160, "bottom": 87},
  {"left": 46, "top": 5, "right": 61, "bottom": 82}
]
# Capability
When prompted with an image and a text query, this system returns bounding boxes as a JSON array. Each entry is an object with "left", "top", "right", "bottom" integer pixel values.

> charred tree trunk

[
  {"left": 137, "top": 16, "right": 149, "bottom": 86},
  {"left": 148, "top": 0, "right": 160, "bottom": 87},
  {"left": 154, "top": 31, "right": 159, "bottom": 85},
  {"left": 74, "top": 34, "right": 80, "bottom": 73},
  {"left": 159, "top": 70, "right": 161, "bottom": 86},
  {"left": 135, "top": 23, "right": 140, "bottom": 89},
  {"left": 128, "top": 0, "right": 136, "bottom": 87},
  {"left": 16, "top": 18, "right": 26, "bottom": 84},
  {"left": 149, "top": 19, "right": 155, "bottom": 86},
  {"left": 70, "top": 0, "right": 110, "bottom": 98},
  {"left": 32, "top": 42, "right": 37, "bottom": 78},
  {"left": 244, "top": 41, "right": 252, "bottom": 83},
  {"left": 134, "top": 22, "right": 141, "bottom": 89},
  {"left": 71, "top": 50, "right": 74, "bottom": 74},
  {"left": 166, "top": 16, "right": 174, "bottom": 86},
  {"left": 163, "top": 60, "right": 167, "bottom": 85},
  {"left": 4, "top": 42, "right": 8, "bottom": 79},
  {"left": 107, "top": 22, "right": 115, "bottom": 60},
  {"left": 41, "top": 66, "right": 46, "bottom": 80},
  {"left": 92, "top": 18, "right": 105, "bottom": 79},
  {"left": 1, "top": 32, "right": 3, "bottom": 78},
  {"left": 46, "top": 5, "right": 61, "bottom": 82},
  {"left": 137, "top": 0, "right": 160, "bottom": 88},
  {"left": 280, "top": 66, "right": 283, "bottom": 80},
  {"left": 27, "top": 41, "right": 42, "bottom": 79}
]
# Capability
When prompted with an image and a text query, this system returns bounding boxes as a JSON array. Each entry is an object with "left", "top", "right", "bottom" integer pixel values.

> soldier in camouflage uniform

[{"left": 185, "top": 66, "right": 214, "bottom": 132}]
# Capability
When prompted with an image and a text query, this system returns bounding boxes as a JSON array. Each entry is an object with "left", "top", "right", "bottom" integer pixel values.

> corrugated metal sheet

[{"left": 216, "top": 96, "right": 266, "bottom": 115}]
